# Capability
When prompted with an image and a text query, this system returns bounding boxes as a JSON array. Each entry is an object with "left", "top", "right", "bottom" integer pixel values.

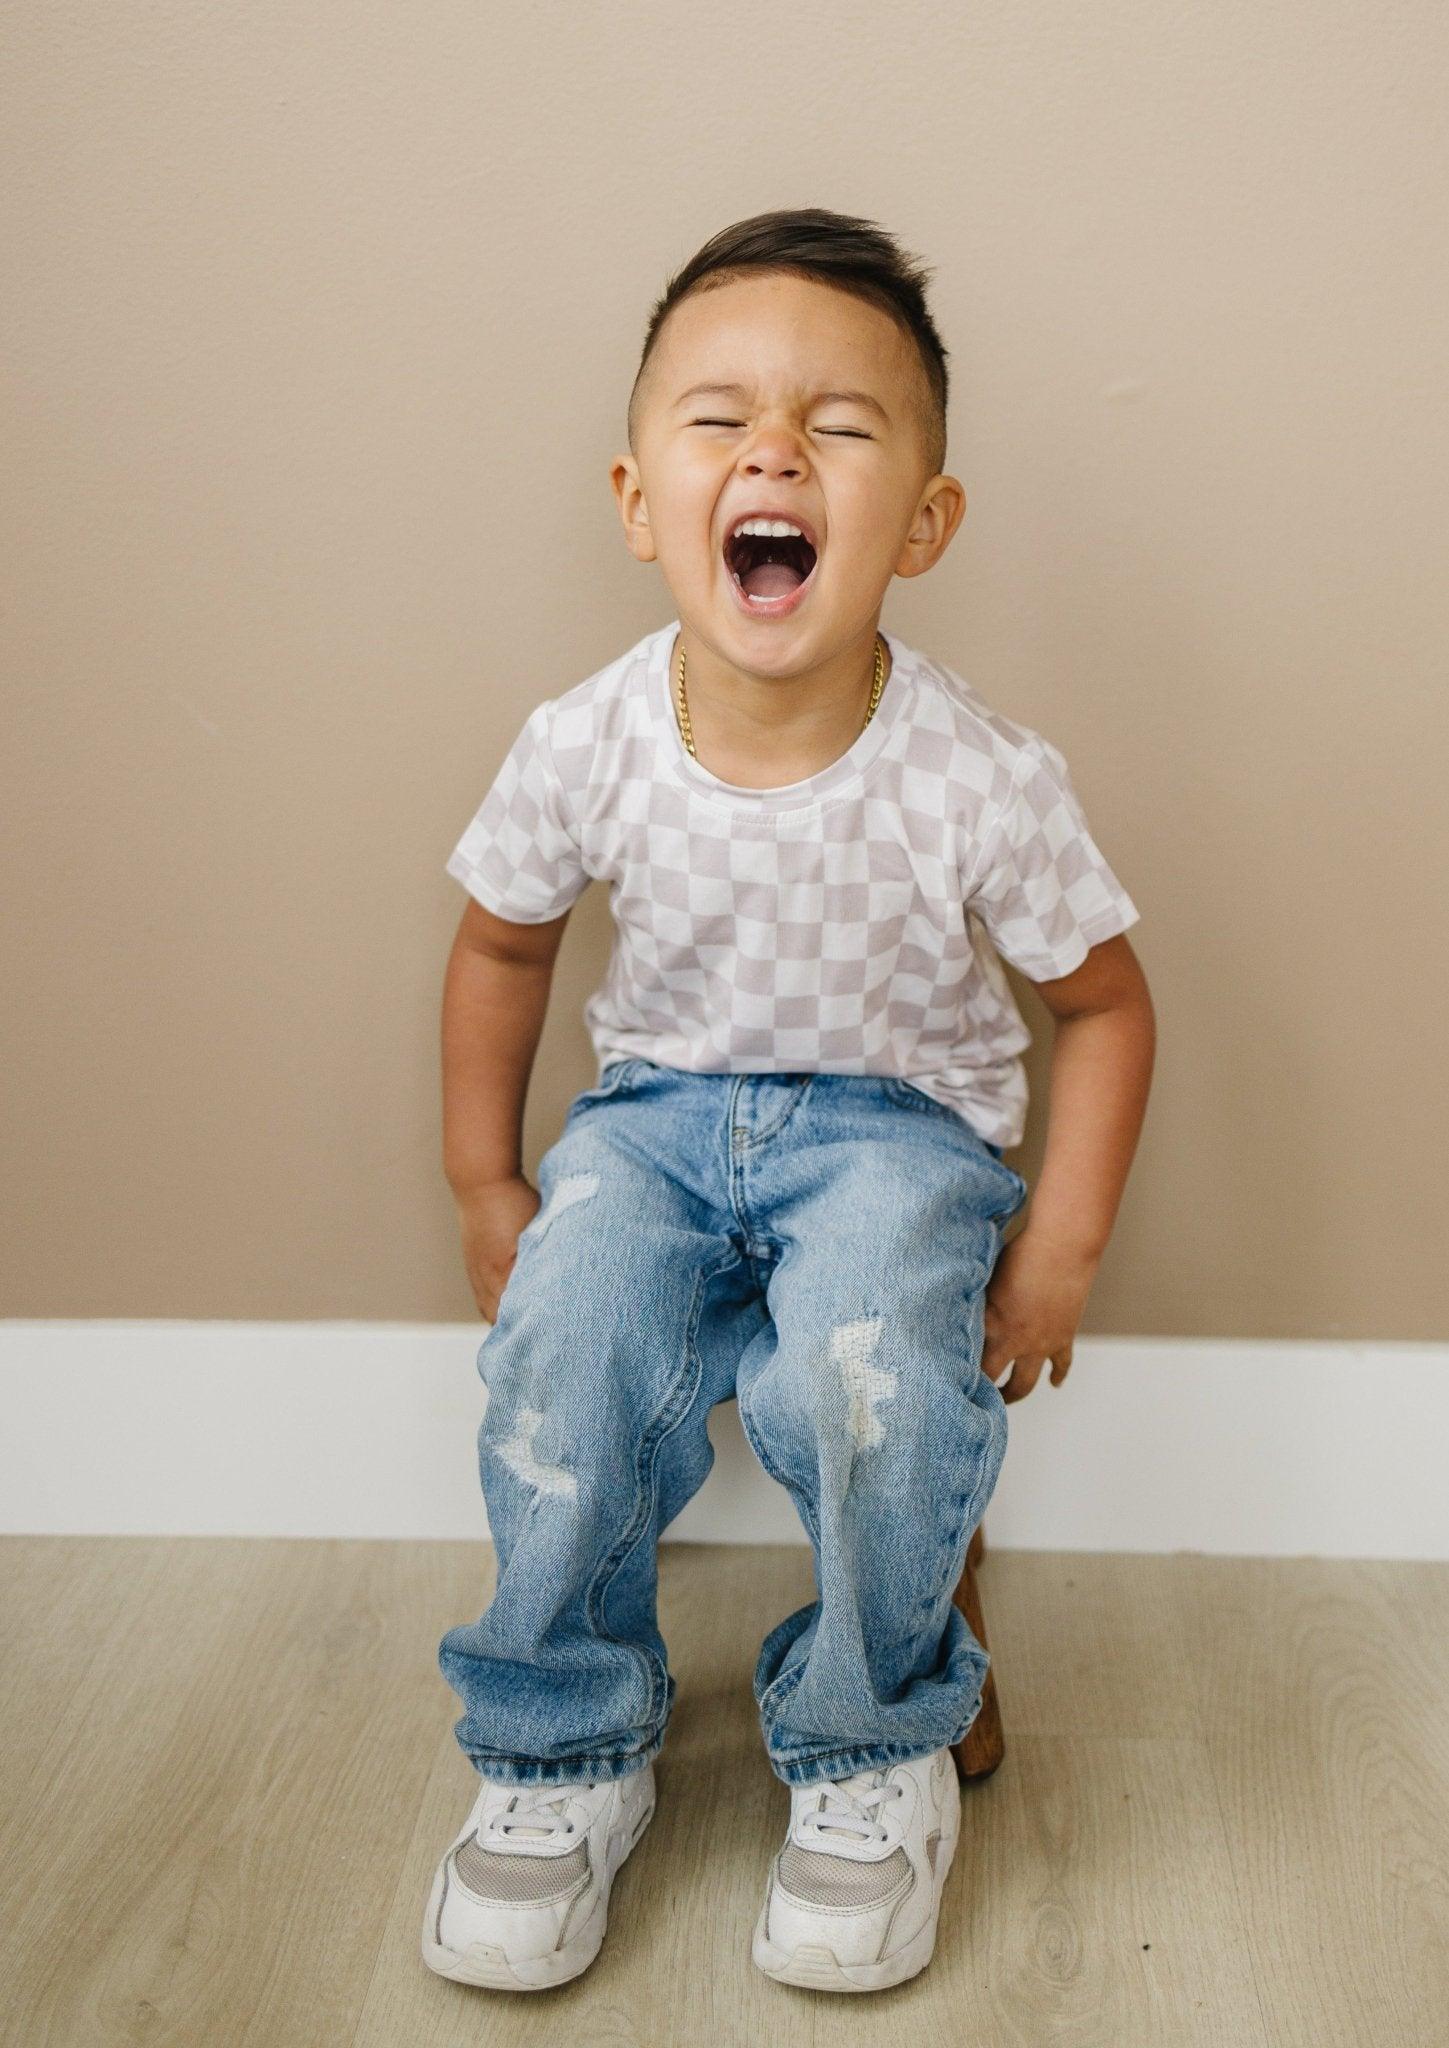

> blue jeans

[{"left": 437, "top": 1058, "right": 1029, "bottom": 1790}]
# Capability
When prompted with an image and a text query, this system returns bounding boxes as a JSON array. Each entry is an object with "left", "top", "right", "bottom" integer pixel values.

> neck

[{"left": 675, "top": 626, "right": 889, "bottom": 750}]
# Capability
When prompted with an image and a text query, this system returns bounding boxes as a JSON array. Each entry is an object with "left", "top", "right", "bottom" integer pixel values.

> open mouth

[{"left": 723, "top": 523, "right": 820, "bottom": 607}]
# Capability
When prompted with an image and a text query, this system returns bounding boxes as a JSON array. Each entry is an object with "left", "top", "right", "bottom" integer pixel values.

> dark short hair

[{"left": 628, "top": 207, "right": 950, "bottom": 479}]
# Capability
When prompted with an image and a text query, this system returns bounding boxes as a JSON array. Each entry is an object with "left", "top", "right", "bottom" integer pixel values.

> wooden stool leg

[{"left": 950, "top": 1519, "right": 1005, "bottom": 1783}]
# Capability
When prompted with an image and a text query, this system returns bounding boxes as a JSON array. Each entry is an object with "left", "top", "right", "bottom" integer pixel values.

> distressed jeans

[{"left": 437, "top": 1057, "right": 1029, "bottom": 1790}]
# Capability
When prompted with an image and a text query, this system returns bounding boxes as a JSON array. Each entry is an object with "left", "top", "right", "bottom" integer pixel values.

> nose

[{"left": 737, "top": 419, "right": 808, "bottom": 480}]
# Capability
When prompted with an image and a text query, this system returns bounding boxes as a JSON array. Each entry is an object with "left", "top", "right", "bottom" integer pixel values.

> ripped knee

[
  {"left": 494, "top": 1406, "right": 577, "bottom": 1500},
  {"left": 829, "top": 1315, "right": 898, "bottom": 1449},
  {"left": 529, "top": 1170, "right": 600, "bottom": 1243}
]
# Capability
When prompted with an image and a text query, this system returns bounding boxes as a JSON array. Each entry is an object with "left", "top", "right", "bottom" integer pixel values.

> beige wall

[{"left": 4, "top": 5, "right": 1446, "bottom": 1338}]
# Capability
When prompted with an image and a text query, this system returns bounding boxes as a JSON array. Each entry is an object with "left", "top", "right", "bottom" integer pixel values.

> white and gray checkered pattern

[{"left": 445, "top": 622, "right": 1140, "bottom": 1149}]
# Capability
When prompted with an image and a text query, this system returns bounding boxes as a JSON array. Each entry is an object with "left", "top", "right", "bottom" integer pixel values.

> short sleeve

[
  {"left": 966, "top": 736, "right": 1141, "bottom": 980},
  {"left": 444, "top": 700, "right": 589, "bottom": 923}
]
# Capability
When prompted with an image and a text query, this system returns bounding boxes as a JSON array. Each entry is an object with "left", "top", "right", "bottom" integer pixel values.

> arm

[
  {"left": 442, "top": 894, "right": 572, "bottom": 1319},
  {"left": 981, "top": 931, "right": 1156, "bottom": 1401}
]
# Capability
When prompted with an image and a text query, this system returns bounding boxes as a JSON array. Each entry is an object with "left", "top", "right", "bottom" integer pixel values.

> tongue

[{"left": 741, "top": 558, "right": 804, "bottom": 600}]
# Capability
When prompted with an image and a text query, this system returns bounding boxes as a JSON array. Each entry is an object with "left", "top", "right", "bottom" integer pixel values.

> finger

[
  {"left": 1049, "top": 1348, "right": 1074, "bottom": 1386},
  {"left": 1001, "top": 1355, "right": 1047, "bottom": 1403},
  {"left": 980, "top": 1340, "right": 1013, "bottom": 1385}
]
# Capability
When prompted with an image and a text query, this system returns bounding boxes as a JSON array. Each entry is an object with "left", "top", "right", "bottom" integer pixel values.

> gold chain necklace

[{"left": 674, "top": 633, "right": 886, "bottom": 761}]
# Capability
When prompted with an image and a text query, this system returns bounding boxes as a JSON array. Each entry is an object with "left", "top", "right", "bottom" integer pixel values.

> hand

[
  {"left": 981, "top": 1226, "right": 1099, "bottom": 1403},
  {"left": 455, "top": 1175, "right": 542, "bottom": 1323}
]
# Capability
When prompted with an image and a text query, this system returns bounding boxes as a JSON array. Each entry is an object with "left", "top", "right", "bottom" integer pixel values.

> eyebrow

[{"left": 672, "top": 381, "right": 892, "bottom": 424}]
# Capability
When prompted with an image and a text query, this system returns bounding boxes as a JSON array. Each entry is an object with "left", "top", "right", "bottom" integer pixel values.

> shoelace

[
  {"left": 798, "top": 1769, "right": 904, "bottom": 1847},
  {"left": 484, "top": 1779, "right": 597, "bottom": 1843}
]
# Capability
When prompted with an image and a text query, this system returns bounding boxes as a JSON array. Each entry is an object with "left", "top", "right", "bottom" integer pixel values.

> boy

[{"left": 422, "top": 208, "right": 1155, "bottom": 1996}]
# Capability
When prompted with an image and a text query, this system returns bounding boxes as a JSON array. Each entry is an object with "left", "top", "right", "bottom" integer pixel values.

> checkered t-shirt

[{"left": 445, "top": 621, "right": 1141, "bottom": 1149}]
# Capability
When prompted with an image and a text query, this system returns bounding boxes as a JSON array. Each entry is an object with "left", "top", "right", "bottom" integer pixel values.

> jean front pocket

[
  {"left": 565, "top": 1058, "right": 644, "bottom": 1119},
  {"left": 882, "top": 1078, "right": 1028, "bottom": 1208},
  {"left": 881, "top": 1074, "right": 942, "bottom": 1116},
  {"left": 881, "top": 1075, "right": 981, "bottom": 1133},
  {"left": 996, "top": 1160, "right": 1030, "bottom": 1216}
]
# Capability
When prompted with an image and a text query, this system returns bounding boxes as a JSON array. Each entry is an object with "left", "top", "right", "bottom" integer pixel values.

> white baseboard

[{"left": 2, "top": 1322, "right": 1444, "bottom": 1558}]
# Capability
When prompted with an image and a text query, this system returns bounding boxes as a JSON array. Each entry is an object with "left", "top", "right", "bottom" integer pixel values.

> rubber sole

[
  {"left": 750, "top": 1776, "right": 961, "bottom": 1993},
  {"left": 421, "top": 1789, "right": 656, "bottom": 1992}
]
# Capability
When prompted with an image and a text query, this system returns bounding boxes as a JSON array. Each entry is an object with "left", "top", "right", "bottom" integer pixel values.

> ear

[
  {"left": 893, "top": 474, "right": 967, "bottom": 580},
  {"left": 610, "top": 456, "right": 658, "bottom": 564}
]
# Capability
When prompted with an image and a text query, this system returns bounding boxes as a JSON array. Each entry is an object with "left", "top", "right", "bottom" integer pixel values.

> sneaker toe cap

[{"left": 436, "top": 1842, "right": 589, "bottom": 1960}]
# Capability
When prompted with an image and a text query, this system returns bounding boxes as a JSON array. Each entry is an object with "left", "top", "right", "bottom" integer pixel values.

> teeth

[{"left": 731, "top": 517, "right": 807, "bottom": 541}]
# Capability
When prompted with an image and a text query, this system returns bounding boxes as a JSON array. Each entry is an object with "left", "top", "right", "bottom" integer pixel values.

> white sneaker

[
  {"left": 421, "top": 1762, "right": 656, "bottom": 1992},
  {"left": 752, "top": 1746, "right": 961, "bottom": 1992}
]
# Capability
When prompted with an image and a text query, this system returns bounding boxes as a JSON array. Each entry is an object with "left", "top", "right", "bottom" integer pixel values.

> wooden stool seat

[{"left": 950, "top": 1522, "right": 1005, "bottom": 1782}]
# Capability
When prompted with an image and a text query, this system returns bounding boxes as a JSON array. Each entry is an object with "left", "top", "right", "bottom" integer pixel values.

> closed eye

[{"left": 689, "top": 418, "right": 872, "bottom": 438}]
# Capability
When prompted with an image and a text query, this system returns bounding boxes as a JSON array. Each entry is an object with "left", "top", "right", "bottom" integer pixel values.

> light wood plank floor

[{"left": 2, "top": 1537, "right": 1446, "bottom": 2045}]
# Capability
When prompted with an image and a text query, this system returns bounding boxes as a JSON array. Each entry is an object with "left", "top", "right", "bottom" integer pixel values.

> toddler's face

[{"left": 613, "top": 272, "right": 961, "bottom": 672}]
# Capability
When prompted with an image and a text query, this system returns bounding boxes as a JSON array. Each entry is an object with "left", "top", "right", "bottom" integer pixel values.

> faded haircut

[{"left": 627, "top": 207, "right": 950, "bottom": 479}]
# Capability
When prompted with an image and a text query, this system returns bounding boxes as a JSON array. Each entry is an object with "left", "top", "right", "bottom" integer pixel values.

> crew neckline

[{"left": 645, "top": 620, "right": 916, "bottom": 811}]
